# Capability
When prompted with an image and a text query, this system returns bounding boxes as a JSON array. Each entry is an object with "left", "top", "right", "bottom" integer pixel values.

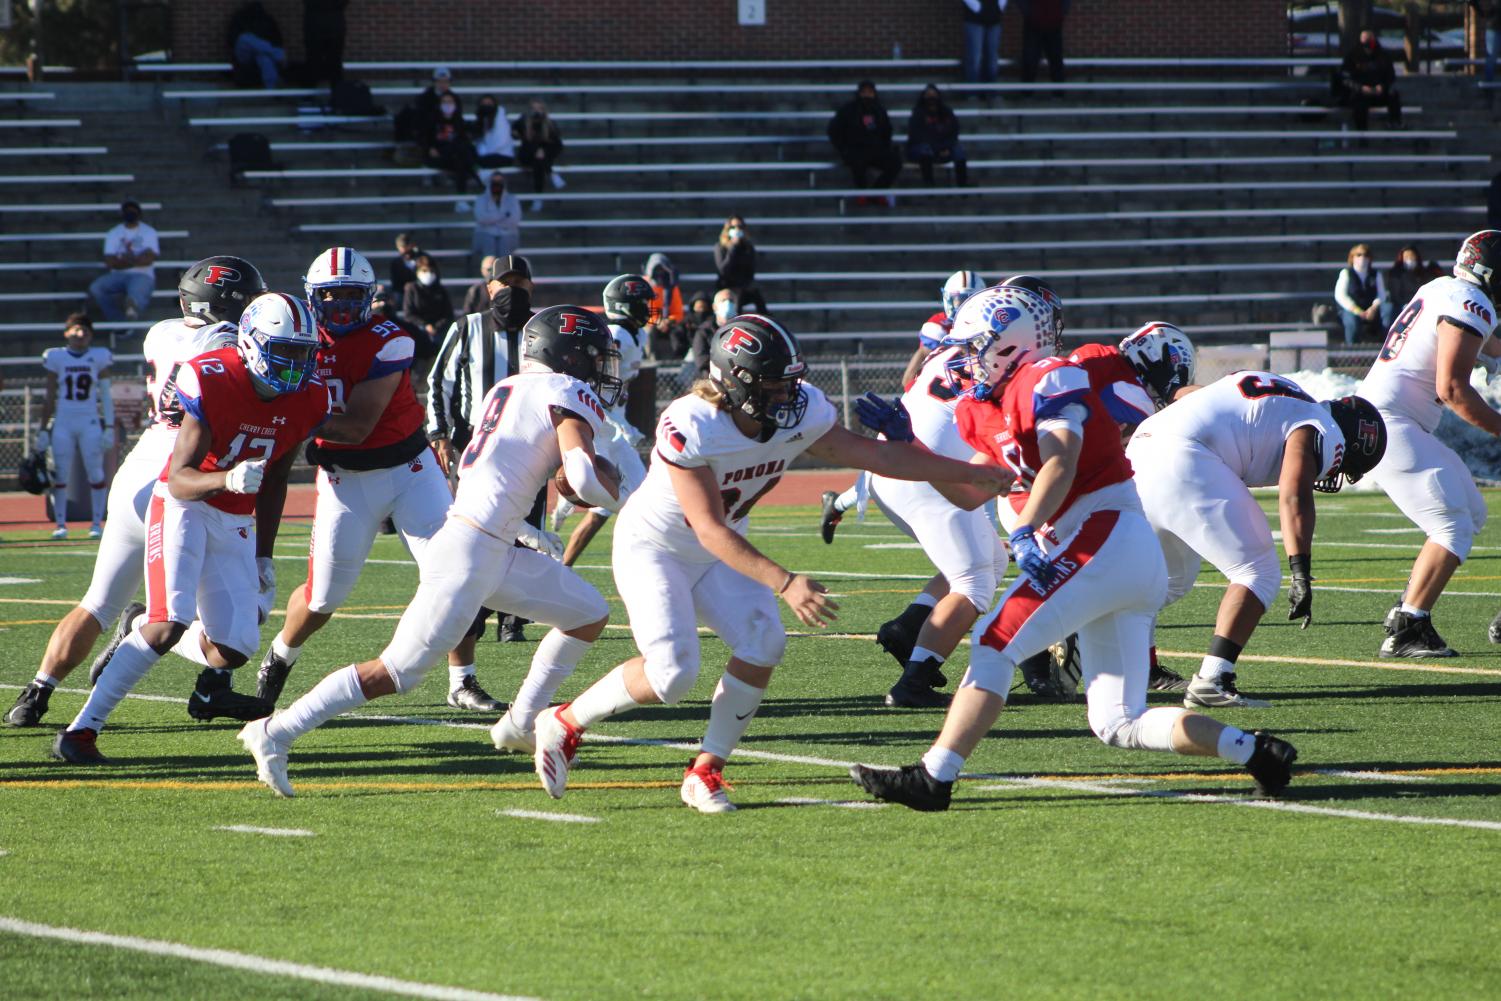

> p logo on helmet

[
  {"left": 722, "top": 327, "right": 762, "bottom": 355},
  {"left": 203, "top": 265, "right": 240, "bottom": 286}
]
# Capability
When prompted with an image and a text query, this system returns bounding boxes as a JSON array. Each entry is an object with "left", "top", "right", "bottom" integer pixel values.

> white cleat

[
  {"left": 1183, "top": 672, "right": 1271, "bottom": 710},
  {"left": 533, "top": 704, "right": 580, "bottom": 799},
  {"left": 50, "top": 526, "right": 68, "bottom": 540},
  {"left": 490, "top": 710, "right": 536, "bottom": 754},
  {"left": 87, "top": 524, "right": 102, "bottom": 539},
  {"left": 680, "top": 763, "right": 737, "bottom": 814},
  {"left": 238, "top": 717, "right": 294, "bottom": 798}
]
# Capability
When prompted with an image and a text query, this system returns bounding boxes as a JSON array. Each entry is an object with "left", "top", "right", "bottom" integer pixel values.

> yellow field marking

[
  {"left": 0, "top": 619, "right": 64, "bottom": 627},
  {"left": 0, "top": 598, "right": 83, "bottom": 607}
]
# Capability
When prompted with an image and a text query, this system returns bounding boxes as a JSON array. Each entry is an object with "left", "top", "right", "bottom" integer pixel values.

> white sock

[
  {"left": 921, "top": 745, "right": 965, "bottom": 783},
  {"left": 912, "top": 592, "right": 939, "bottom": 609},
  {"left": 52, "top": 486, "right": 68, "bottom": 527},
  {"left": 90, "top": 487, "right": 107, "bottom": 525},
  {"left": 70, "top": 629, "right": 160, "bottom": 732},
  {"left": 265, "top": 664, "right": 367, "bottom": 745},
  {"left": 1400, "top": 602, "right": 1429, "bottom": 618},
  {"left": 909, "top": 645, "right": 945, "bottom": 665},
  {"left": 32, "top": 671, "right": 56, "bottom": 688},
  {"left": 447, "top": 663, "right": 476, "bottom": 691},
  {"left": 568, "top": 664, "right": 641, "bottom": 728},
  {"left": 510, "top": 630, "right": 591, "bottom": 729},
  {"left": 169, "top": 621, "right": 212, "bottom": 667},
  {"left": 271, "top": 634, "right": 302, "bottom": 665},
  {"left": 833, "top": 485, "right": 859, "bottom": 513},
  {"left": 700, "top": 672, "right": 765, "bottom": 760},
  {"left": 1196, "top": 655, "right": 1235, "bottom": 682},
  {"left": 1217, "top": 725, "right": 1256, "bottom": 765}
]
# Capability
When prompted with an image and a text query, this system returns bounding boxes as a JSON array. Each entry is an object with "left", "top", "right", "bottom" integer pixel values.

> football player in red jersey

[
  {"left": 849, "top": 286, "right": 1300, "bottom": 811},
  {"left": 53, "top": 294, "right": 337, "bottom": 764},
  {"left": 254, "top": 249, "right": 498, "bottom": 711}
]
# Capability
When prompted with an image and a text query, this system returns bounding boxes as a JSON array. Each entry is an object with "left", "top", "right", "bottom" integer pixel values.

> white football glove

[
  {"left": 1477, "top": 352, "right": 1501, "bottom": 384},
  {"left": 516, "top": 525, "right": 564, "bottom": 561},
  {"left": 223, "top": 458, "right": 267, "bottom": 494},
  {"left": 101, "top": 425, "right": 116, "bottom": 449},
  {"left": 34, "top": 429, "right": 50, "bottom": 452},
  {"left": 256, "top": 556, "right": 276, "bottom": 625}
]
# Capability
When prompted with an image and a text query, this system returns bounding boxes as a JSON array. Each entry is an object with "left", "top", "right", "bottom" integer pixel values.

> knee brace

[
  {"left": 643, "top": 644, "right": 701, "bottom": 705},
  {"left": 1223, "top": 548, "right": 1281, "bottom": 610},
  {"left": 947, "top": 563, "right": 998, "bottom": 616},
  {"left": 960, "top": 641, "right": 1015, "bottom": 697}
]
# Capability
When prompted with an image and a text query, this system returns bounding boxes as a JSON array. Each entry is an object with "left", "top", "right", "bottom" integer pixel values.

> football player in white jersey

[
  {"left": 38, "top": 314, "right": 114, "bottom": 539},
  {"left": 553, "top": 274, "right": 652, "bottom": 565},
  {"left": 6, "top": 258, "right": 267, "bottom": 728},
  {"left": 1127, "top": 372, "right": 1387, "bottom": 707},
  {"left": 238, "top": 306, "right": 625, "bottom": 797},
  {"left": 530, "top": 314, "right": 1010, "bottom": 813},
  {"left": 1357, "top": 231, "right": 1501, "bottom": 656}
]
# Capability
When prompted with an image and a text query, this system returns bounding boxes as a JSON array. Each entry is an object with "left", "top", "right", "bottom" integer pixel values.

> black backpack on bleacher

[
  {"left": 227, "top": 132, "right": 274, "bottom": 184},
  {"left": 331, "top": 79, "right": 380, "bottom": 117}
]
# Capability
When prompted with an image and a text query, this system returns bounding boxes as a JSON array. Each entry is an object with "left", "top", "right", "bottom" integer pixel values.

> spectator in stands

[
  {"left": 423, "top": 91, "right": 477, "bottom": 192},
  {"left": 713, "top": 216, "right": 769, "bottom": 314},
  {"left": 302, "top": 0, "right": 347, "bottom": 85},
  {"left": 906, "top": 84, "right": 969, "bottom": 187},
  {"left": 643, "top": 253, "right": 688, "bottom": 358},
  {"left": 961, "top": 1, "right": 1007, "bottom": 84},
  {"left": 1386, "top": 244, "right": 1443, "bottom": 312},
  {"left": 828, "top": 81, "right": 902, "bottom": 205},
  {"left": 389, "top": 232, "right": 422, "bottom": 304},
  {"left": 1471, "top": 1, "right": 1501, "bottom": 83},
  {"left": 1019, "top": 0, "right": 1068, "bottom": 84},
  {"left": 1334, "top": 242, "right": 1394, "bottom": 344},
  {"left": 691, "top": 290, "right": 739, "bottom": 379},
  {"left": 687, "top": 291, "right": 717, "bottom": 378},
  {"left": 227, "top": 2, "right": 286, "bottom": 89},
  {"left": 471, "top": 95, "right": 517, "bottom": 173},
  {"left": 463, "top": 256, "right": 497, "bottom": 316},
  {"left": 514, "top": 99, "right": 565, "bottom": 211},
  {"left": 472, "top": 171, "right": 522, "bottom": 266},
  {"left": 87, "top": 200, "right": 159, "bottom": 323},
  {"left": 416, "top": 66, "right": 462, "bottom": 133},
  {"left": 402, "top": 254, "right": 455, "bottom": 350},
  {"left": 1336, "top": 30, "right": 1402, "bottom": 131}
]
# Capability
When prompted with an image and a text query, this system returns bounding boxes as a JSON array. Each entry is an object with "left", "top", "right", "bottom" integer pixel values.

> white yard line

[
  {"left": 775, "top": 796, "right": 887, "bottom": 810},
  {"left": 496, "top": 809, "right": 599, "bottom": 824},
  {"left": 1315, "top": 769, "right": 1433, "bottom": 783},
  {"left": 0, "top": 916, "right": 540, "bottom": 1001},
  {"left": 212, "top": 824, "right": 316, "bottom": 837}
]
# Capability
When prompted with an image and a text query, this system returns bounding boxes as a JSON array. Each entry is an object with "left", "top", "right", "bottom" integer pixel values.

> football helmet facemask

[
  {"left": 521, "top": 304, "right": 624, "bottom": 407},
  {"left": 603, "top": 273, "right": 656, "bottom": 329},
  {"left": 178, "top": 256, "right": 268, "bottom": 326},
  {"left": 1318, "top": 395, "right": 1387, "bottom": 493},
  {"left": 708, "top": 314, "right": 808, "bottom": 442},
  {"left": 304, "top": 246, "right": 377, "bottom": 336},
  {"left": 238, "top": 293, "right": 320, "bottom": 396},
  {"left": 1119, "top": 321, "right": 1197, "bottom": 408},
  {"left": 942, "top": 286, "right": 1057, "bottom": 401}
]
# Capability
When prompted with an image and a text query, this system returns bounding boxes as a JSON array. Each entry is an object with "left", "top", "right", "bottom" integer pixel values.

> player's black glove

[{"left": 1287, "top": 553, "right": 1312, "bottom": 629}]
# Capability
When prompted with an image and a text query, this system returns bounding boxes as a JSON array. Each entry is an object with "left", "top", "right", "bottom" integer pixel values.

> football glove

[
  {"left": 1287, "top": 554, "right": 1312, "bottom": 629},
  {"left": 1478, "top": 352, "right": 1501, "bottom": 384},
  {"left": 1008, "top": 525, "right": 1056, "bottom": 590},
  {"left": 854, "top": 392, "right": 915, "bottom": 443},
  {"left": 34, "top": 429, "right": 50, "bottom": 452},
  {"left": 224, "top": 458, "right": 267, "bottom": 494}
]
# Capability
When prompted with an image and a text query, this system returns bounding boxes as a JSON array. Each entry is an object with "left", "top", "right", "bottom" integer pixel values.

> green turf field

[{"left": 3, "top": 489, "right": 1501, "bottom": 1000}]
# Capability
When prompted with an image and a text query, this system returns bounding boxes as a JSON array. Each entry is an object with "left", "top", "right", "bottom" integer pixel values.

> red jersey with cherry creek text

[
  {"left": 310, "top": 315, "right": 426, "bottom": 461},
  {"left": 167, "top": 346, "right": 330, "bottom": 515},
  {"left": 955, "top": 356, "right": 1133, "bottom": 523},
  {"left": 1066, "top": 342, "right": 1158, "bottom": 426}
]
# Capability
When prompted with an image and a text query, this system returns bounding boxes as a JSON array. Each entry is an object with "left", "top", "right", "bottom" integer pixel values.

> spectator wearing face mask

[
  {"left": 472, "top": 171, "right": 522, "bottom": 265},
  {"left": 402, "top": 254, "right": 455, "bottom": 351},
  {"left": 423, "top": 91, "right": 477, "bottom": 192},
  {"left": 513, "top": 99, "right": 565, "bottom": 210},
  {"left": 389, "top": 232, "right": 422, "bottom": 304},
  {"left": 471, "top": 95, "right": 516, "bottom": 172},
  {"left": 828, "top": 80, "right": 902, "bottom": 205},
  {"left": 416, "top": 66, "right": 462, "bottom": 135},
  {"left": 463, "top": 256, "right": 497, "bottom": 315},
  {"left": 906, "top": 84, "right": 968, "bottom": 187},
  {"left": 87, "top": 200, "right": 159, "bottom": 322},
  {"left": 713, "top": 217, "right": 769, "bottom": 314},
  {"left": 687, "top": 290, "right": 719, "bottom": 379},
  {"left": 1334, "top": 30, "right": 1402, "bottom": 131},
  {"left": 1334, "top": 242, "right": 1395, "bottom": 344},
  {"left": 1385, "top": 244, "right": 1443, "bottom": 313}
]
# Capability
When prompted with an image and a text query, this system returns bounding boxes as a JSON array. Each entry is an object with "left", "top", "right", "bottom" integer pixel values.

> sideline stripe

[
  {"left": 0, "top": 916, "right": 540, "bottom": 1001},
  {"left": 212, "top": 824, "right": 316, "bottom": 837},
  {"left": 497, "top": 809, "right": 599, "bottom": 824}
]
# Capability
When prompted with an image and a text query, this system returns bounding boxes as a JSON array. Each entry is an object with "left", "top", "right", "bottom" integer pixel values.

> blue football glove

[
  {"left": 1008, "top": 525, "right": 1057, "bottom": 590},
  {"left": 854, "top": 392, "right": 915, "bottom": 442}
]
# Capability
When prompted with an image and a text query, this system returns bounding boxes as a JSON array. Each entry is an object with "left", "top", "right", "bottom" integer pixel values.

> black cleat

[
  {"left": 819, "top": 490, "right": 844, "bottom": 545},
  {"left": 1019, "top": 650, "right": 1069, "bottom": 701},
  {"left": 447, "top": 675, "right": 503, "bottom": 712},
  {"left": 256, "top": 648, "right": 295, "bottom": 705},
  {"left": 89, "top": 601, "right": 145, "bottom": 687},
  {"left": 187, "top": 669, "right": 273, "bottom": 722},
  {"left": 52, "top": 727, "right": 109, "bottom": 764},
  {"left": 1380, "top": 612, "right": 1457, "bottom": 658},
  {"left": 875, "top": 618, "right": 921, "bottom": 672},
  {"left": 1245, "top": 730, "right": 1297, "bottom": 797},
  {"left": 885, "top": 673, "right": 952, "bottom": 709},
  {"left": 6, "top": 681, "right": 54, "bottom": 727},
  {"left": 849, "top": 762, "right": 953, "bottom": 811},
  {"left": 1148, "top": 662, "right": 1190, "bottom": 692},
  {"left": 497, "top": 614, "right": 527, "bottom": 643}
]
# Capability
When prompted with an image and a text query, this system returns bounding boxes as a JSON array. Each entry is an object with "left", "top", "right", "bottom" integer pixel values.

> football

[{"left": 554, "top": 454, "right": 620, "bottom": 500}]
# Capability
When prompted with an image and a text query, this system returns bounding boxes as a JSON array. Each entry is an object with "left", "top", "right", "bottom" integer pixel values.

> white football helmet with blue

[
  {"left": 303, "top": 246, "right": 376, "bottom": 335},
  {"left": 941, "top": 270, "right": 986, "bottom": 320},
  {"left": 942, "top": 286, "right": 1057, "bottom": 400},
  {"left": 1118, "top": 321, "right": 1196, "bottom": 408},
  {"left": 239, "top": 292, "right": 320, "bottom": 396}
]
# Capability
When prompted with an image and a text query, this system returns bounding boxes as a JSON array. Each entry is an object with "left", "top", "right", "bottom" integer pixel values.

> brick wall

[{"left": 177, "top": 1, "right": 1287, "bottom": 64}]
